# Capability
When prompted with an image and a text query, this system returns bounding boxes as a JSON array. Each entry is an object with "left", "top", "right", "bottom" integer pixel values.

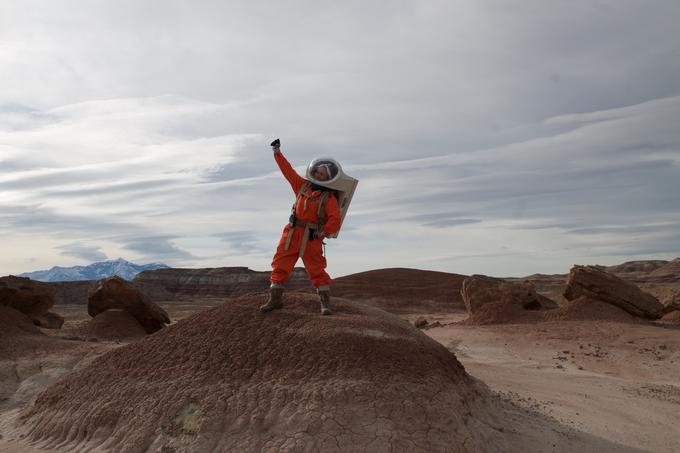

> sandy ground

[
  {"left": 409, "top": 311, "right": 680, "bottom": 453},
  {"left": 1, "top": 302, "right": 679, "bottom": 452}
]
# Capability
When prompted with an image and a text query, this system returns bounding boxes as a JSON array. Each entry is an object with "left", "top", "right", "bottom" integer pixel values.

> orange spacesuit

[{"left": 270, "top": 151, "right": 341, "bottom": 289}]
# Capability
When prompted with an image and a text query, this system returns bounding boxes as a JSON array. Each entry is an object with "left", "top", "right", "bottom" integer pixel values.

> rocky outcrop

[
  {"left": 132, "top": 267, "right": 310, "bottom": 301},
  {"left": 461, "top": 275, "right": 557, "bottom": 315},
  {"left": 88, "top": 276, "right": 170, "bottom": 333},
  {"left": 33, "top": 312, "right": 64, "bottom": 329},
  {"left": 0, "top": 276, "right": 55, "bottom": 320},
  {"left": 563, "top": 265, "right": 664, "bottom": 319}
]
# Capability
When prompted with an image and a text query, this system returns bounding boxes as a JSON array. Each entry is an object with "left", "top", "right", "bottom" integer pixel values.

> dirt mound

[
  {"left": 87, "top": 310, "right": 148, "bottom": 341},
  {"left": 332, "top": 268, "right": 467, "bottom": 313},
  {"left": 0, "top": 306, "right": 61, "bottom": 360},
  {"left": 0, "top": 306, "right": 40, "bottom": 337},
  {"left": 542, "top": 296, "right": 638, "bottom": 323},
  {"left": 658, "top": 310, "right": 680, "bottom": 325},
  {"left": 21, "top": 293, "right": 508, "bottom": 452}
]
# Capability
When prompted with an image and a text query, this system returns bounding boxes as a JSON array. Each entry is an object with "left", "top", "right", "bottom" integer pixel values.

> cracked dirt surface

[{"left": 15, "top": 294, "right": 508, "bottom": 452}]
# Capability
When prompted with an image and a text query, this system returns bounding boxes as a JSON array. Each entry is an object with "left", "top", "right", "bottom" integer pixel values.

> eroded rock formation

[
  {"left": 88, "top": 276, "right": 170, "bottom": 333},
  {"left": 563, "top": 265, "right": 664, "bottom": 319},
  {"left": 0, "top": 276, "right": 55, "bottom": 320},
  {"left": 461, "top": 275, "right": 557, "bottom": 315}
]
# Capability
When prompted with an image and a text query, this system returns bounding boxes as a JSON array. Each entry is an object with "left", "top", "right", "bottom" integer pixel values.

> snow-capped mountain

[{"left": 19, "top": 258, "right": 170, "bottom": 282}]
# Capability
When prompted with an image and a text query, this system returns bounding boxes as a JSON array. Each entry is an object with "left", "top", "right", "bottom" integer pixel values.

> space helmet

[{"left": 306, "top": 157, "right": 342, "bottom": 187}]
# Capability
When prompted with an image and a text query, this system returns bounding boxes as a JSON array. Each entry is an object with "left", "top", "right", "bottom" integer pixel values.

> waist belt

[{"left": 283, "top": 220, "right": 319, "bottom": 258}]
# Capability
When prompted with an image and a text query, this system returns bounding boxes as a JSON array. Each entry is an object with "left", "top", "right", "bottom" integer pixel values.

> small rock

[{"left": 414, "top": 317, "right": 428, "bottom": 328}]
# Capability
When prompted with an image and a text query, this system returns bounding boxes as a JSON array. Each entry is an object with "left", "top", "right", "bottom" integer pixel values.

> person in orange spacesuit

[{"left": 260, "top": 139, "right": 342, "bottom": 315}]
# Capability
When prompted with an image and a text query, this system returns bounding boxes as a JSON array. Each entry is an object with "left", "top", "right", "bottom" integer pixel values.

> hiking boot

[
  {"left": 318, "top": 289, "right": 332, "bottom": 315},
  {"left": 260, "top": 287, "right": 284, "bottom": 313}
]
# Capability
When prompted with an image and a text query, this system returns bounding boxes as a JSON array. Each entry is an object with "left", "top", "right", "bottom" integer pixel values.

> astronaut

[{"left": 260, "top": 139, "right": 356, "bottom": 315}]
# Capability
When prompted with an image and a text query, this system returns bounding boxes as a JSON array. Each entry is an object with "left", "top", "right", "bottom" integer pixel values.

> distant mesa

[
  {"left": 20, "top": 293, "right": 510, "bottom": 452},
  {"left": 18, "top": 258, "right": 169, "bottom": 282}
]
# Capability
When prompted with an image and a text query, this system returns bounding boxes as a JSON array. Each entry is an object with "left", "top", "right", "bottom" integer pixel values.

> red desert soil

[
  {"left": 332, "top": 268, "right": 467, "bottom": 313},
  {"left": 20, "top": 293, "right": 502, "bottom": 452},
  {"left": 63, "top": 310, "right": 147, "bottom": 342}
]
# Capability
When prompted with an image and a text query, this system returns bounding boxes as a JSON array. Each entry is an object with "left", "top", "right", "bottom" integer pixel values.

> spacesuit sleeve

[
  {"left": 323, "top": 195, "right": 342, "bottom": 236},
  {"left": 274, "top": 152, "right": 306, "bottom": 194}
]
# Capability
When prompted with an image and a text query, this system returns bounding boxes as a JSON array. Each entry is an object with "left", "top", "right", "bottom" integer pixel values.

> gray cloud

[
  {"left": 120, "top": 235, "right": 197, "bottom": 261},
  {"left": 214, "top": 231, "right": 265, "bottom": 255},
  {"left": 58, "top": 243, "right": 108, "bottom": 262}
]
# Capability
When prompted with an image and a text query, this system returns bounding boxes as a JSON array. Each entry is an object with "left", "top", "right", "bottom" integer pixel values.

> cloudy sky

[{"left": 1, "top": 0, "right": 679, "bottom": 279}]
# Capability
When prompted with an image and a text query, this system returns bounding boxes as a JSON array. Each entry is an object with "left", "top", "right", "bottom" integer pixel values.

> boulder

[
  {"left": 88, "top": 276, "right": 170, "bottom": 333},
  {"left": 0, "top": 276, "right": 55, "bottom": 320},
  {"left": 563, "top": 265, "right": 664, "bottom": 319},
  {"left": 33, "top": 312, "right": 64, "bottom": 329},
  {"left": 461, "top": 275, "right": 557, "bottom": 315}
]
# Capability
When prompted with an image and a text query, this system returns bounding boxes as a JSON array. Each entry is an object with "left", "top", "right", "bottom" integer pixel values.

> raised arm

[{"left": 273, "top": 149, "right": 306, "bottom": 194}]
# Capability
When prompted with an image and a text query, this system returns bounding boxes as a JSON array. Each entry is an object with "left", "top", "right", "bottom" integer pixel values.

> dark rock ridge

[
  {"left": 49, "top": 280, "right": 98, "bottom": 305},
  {"left": 19, "top": 258, "right": 169, "bottom": 282},
  {"left": 563, "top": 265, "right": 664, "bottom": 319},
  {"left": 331, "top": 268, "right": 468, "bottom": 313},
  {"left": 133, "top": 267, "right": 311, "bottom": 301},
  {"left": 0, "top": 276, "right": 55, "bottom": 320},
  {"left": 88, "top": 276, "right": 170, "bottom": 334}
]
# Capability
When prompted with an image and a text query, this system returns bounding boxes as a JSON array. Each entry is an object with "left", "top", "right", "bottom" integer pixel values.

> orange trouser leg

[
  {"left": 270, "top": 225, "right": 302, "bottom": 286},
  {"left": 302, "top": 238, "right": 331, "bottom": 288}
]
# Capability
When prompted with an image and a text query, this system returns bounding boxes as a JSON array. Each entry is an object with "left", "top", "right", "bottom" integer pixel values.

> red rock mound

[
  {"left": 0, "top": 306, "right": 40, "bottom": 337},
  {"left": 542, "top": 296, "right": 638, "bottom": 323},
  {"left": 86, "top": 310, "right": 147, "bottom": 341},
  {"left": 21, "top": 293, "right": 508, "bottom": 452},
  {"left": 332, "top": 268, "right": 467, "bottom": 313},
  {"left": 0, "top": 306, "right": 44, "bottom": 360},
  {"left": 658, "top": 310, "right": 680, "bottom": 325}
]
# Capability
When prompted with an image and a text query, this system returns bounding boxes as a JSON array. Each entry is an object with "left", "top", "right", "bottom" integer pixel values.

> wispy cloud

[{"left": 1, "top": 1, "right": 679, "bottom": 277}]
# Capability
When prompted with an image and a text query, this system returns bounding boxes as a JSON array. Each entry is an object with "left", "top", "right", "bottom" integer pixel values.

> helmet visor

[{"left": 308, "top": 160, "right": 339, "bottom": 183}]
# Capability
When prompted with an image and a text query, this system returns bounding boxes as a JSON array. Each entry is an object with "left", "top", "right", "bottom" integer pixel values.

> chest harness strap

[{"left": 283, "top": 182, "right": 330, "bottom": 258}]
